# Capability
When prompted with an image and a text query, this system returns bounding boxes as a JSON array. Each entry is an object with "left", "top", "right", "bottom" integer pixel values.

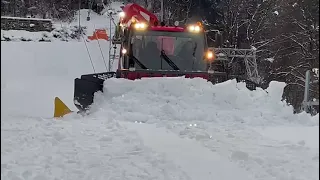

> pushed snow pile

[
  {"left": 92, "top": 77, "right": 317, "bottom": 126},
  {"left": 88, "top": 77, "right": 319, "bottom": 180}
]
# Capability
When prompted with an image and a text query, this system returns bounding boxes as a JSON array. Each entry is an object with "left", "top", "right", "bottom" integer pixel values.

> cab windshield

[{"left": 131, "top": 30, "right": 206, "bottom": 71}]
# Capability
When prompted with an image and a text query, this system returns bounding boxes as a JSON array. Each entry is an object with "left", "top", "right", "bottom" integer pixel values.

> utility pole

[
  {"left": 160, "top": 0, "right": 164, "bottom": 22},
  {"left": 78, "top": 0, "right": 81, "bottom": 40},
  {"left": 302, "top": 70, "right": 319, "bottom": 113}
]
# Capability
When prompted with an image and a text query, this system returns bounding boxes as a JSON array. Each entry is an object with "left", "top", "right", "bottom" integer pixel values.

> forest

[{"left": 1, "top": 0, "right": 319, "bottom": 113}]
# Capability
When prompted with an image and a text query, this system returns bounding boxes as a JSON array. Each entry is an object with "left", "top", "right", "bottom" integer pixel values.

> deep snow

[
  {"left": 2, "top": 41, "right": 318, "bottom": 179},
  {"left": 91, "top": 77, "right": 319, "bottom": 180},
  {"left": 1, "top": 2, "right": 319, "bottom": 180}
]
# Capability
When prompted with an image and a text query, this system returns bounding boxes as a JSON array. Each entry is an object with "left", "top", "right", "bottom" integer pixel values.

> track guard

[{"left": 73, "top": 72, "right": 116, "bottom": 112}]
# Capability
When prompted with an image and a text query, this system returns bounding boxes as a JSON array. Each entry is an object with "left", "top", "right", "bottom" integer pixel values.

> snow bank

[
  {"left": 91, "top": 77, "right": 317, "bottom": 126},
  {"left": 88, "top": 77, "right": 318, "bottom": 180},
  {"left": 1, "top": 27, "right": 83, "bottom": 42}
]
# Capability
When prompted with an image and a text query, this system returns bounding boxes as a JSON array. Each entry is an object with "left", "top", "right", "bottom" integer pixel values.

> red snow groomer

[{"left": 54, "top": 3, "right": 228, "bottom": 117}]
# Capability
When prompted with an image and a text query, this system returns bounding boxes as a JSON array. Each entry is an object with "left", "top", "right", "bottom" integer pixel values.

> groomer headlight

[
  {"left": 188, "top": 25, "right": 201, "bottom": 33},
  {"left": 134, "top": 23, "right": 147, "bottom": 30},
  {"left": 121, "top": 48, "right": 127, "bottom": 54},
  {"left": 119, "top": 12, "right": 125, "bottom": 18},
  {"left": 205, "top": 50, "right": 215, "bottom": 61},
  {"left": 188, "top": 22, "right": 203, "bottom": 33}
]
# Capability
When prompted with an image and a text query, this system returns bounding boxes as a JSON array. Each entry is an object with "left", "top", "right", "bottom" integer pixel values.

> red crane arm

[{"left": 120, "top": 3, "right": 159, "bottom": 27}]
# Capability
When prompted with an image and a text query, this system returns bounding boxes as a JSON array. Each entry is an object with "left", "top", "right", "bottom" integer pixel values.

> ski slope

[{"left": 1, "top": 3, "right": 319, "bottom": 180}]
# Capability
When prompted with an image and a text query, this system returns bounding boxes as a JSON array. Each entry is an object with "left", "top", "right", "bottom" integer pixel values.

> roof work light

[
  {"left": 187, "top": 22, "right": 202, "bottom": 33},
  {"left": 134, "top": 23, "right": 147, "bottom": 30}
]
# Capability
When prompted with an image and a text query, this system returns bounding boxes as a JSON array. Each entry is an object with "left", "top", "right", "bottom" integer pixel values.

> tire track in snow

[
  {"left": 1, "top": 117, "right": 191, "bottom": 180},
  {"left": 122, "top": 121, "right": 255, "bottom": 180},
  {"left": 164, "top": 121, "right": 319, "bottom": 180}
]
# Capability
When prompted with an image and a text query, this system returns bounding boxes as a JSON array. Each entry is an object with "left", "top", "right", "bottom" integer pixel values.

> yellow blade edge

[{"left": 54, "top": 97, "right": 73, "bottom": 118}]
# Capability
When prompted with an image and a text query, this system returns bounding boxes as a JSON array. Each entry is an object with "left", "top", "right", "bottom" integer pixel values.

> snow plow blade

[
  {"left": 74, "top": 72, "right": 117, "bottom": 112},
  {"left": 54, "top": 97, "right": 73, "bottom": 118}
]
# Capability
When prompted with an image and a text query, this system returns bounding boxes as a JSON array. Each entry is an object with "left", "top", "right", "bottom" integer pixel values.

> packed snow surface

[
  {"left": 1, "top": 1, "right": 319, "bottom": 179},
  {"left": 2, "top": 41, "right": 319, "bottom": 179}
]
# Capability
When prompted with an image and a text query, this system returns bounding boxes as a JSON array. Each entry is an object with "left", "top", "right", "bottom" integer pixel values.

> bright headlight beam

[
  {"left": 194, "top": 26, "right": 200, "bottom": 32},
  {"left": 134, "top": 23, "right": 147, "bottom": 30},
  {"left": 119, "top": 12, "right": 125, "bottom": 18},
  {"left": 188, "top": 25, "right": 201, "bottom": 33}
]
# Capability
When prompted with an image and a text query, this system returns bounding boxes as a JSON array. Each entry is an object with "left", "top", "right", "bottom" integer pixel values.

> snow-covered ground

[
  {"left": 1, "top": 41, "right": 117, "bottom": 118},
  {"left": 1, "top": 1, "right": 123, "bottom": 42},
  {"left": 2, "top": 40, "right": 319, "bottom": 180},
  {"left": 1, "top": 2, "right": 319, "bottom": 180}
]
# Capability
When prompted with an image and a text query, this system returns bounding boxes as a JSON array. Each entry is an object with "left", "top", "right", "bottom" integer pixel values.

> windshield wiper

[
  {"left": 130, "top": 55, "right": 147, "bottom": 69},
  {"left": 191, "top": 43, "right": 197, "bottom": 71},
  {"left": 160, "top": 50, "right": 180, "bottom": 70}
]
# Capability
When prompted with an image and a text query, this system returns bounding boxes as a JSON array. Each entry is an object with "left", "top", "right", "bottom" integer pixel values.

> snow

[
  {"left": 312, "top": 68, "right": 319, "bottom": 77},
  {"left": 1, "top": 41, "right": 119, "bottom": 118},
  {"left": 216, "top": 52, "right": 226, "bottom": 56},
  {"left": 102, "top": 1, "right": 125, "bottom": 15},
  {"left": 88, "top": 78, "right": 318, "bottom": 179},
  {"left": 1, "top": 16, "right": 52, "bottom": 21},
  {"left": 1, "top": 2, "right": 121, "bottom": 42},
  {"left": 1, "top": 30, "right": 53, "bottom": 41},
  {"left": 265, "top": 57, "right": 275, "bottom": 62},
  {"left": 124, "top": 122, "right": 254, "bottom": 180},
  {"left": 57, "top": 1, "right": 122, "bottom": 37},
  {"left": 66, "top": 9, "right": 114, "bottom": 36},
  {"left": 251, "top": 45, "right": 257, "bottom": 50},
  {"left": 2, "top": 116, "right": 194, "bottom": 180},
  {"left": 256, "top": 126, "right": 319, "bottom": 150},
  {"left": 94, "top": 79, "right": 317, "bottom": 126},
  {"left": 1, "top": 2, "right": 319, "bottom": 180}
]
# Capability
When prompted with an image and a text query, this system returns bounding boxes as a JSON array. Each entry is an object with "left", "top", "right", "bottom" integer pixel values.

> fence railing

[{"left": 1, "top": 16, "right": 53, "bottom": 32}]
